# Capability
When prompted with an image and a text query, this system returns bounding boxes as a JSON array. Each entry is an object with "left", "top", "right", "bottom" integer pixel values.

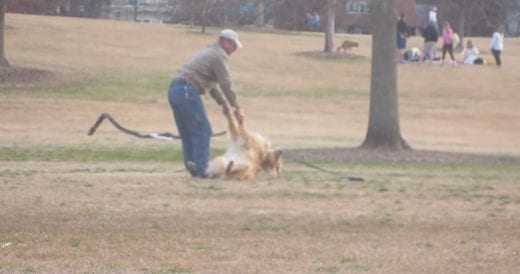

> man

[
  {"left": 312, "top": 11, "right": 320, "bottom": 30},
  {"left": 304, "top": 12, "right": 312, "bottom": 27},
  {"left": 396, "top": 13, "right": 408, "bottom": 63},
  {"left": 167, "top": 29, "right": 244, "bottom": 178},
  {"left": 421, "top": 23, "right": 438, "bottom": 64}
]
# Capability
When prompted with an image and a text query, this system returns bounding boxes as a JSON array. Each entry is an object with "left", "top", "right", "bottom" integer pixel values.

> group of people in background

[{"left": 397, "top": 6, "right": 504, "bottom": 68}]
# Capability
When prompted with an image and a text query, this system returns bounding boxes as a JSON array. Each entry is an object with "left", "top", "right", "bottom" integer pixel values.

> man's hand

[{"left": 234, "top": 106, "right": 244, "bottom": 124}]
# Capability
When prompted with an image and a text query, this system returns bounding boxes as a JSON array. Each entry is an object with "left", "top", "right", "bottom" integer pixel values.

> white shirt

[
  {"left": 428, "top": 10, "right": 437, "bottom": 24},
  {"left": 490, "top": 32, "right": 504, "bottom": 51},
  {"left": 461, "top": 47, "right": 480, "bottom": 64}
]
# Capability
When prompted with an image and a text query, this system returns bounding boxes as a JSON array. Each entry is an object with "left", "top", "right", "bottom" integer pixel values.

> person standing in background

[
  {"left": 304, "top": 12, "right": 312, "bottom": 29},
  {"left": 311, "top": 11, "right": 320, "bottom": 30},
  {"left": 490, "top": 26, "right": 504, "bottom": 68},
  {"left": 421, "top": 23, "right": 438, "bottom": 64},
  {"left": 441, "top": 21, "right": 456, "bottom": 66},
  {"left": 396, "top": 13, "right": 409, "bottom": 63}
]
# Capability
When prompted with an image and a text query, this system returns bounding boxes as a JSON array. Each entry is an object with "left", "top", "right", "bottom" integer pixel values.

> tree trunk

[
  {"left": 360, "top": 0, "right": 410, "bottom": 150},
  {"left": 254, "top": 0, "right": 265, "bottom": 26},
  {"left": 133, "top": 0, "right": 138, "bottom": 22},
  {"left": 71, "top": 0, "right": 81, "bottom": 17},
  {"left": 324, "top": 0, "right": 335, "bottom": 53},
  {"left": 0, "top": 0, "right": 9, "bottom": 67},
  {"left": 201, "top": 2, "right": 207, "bottom": 33},
  {"left": 457, "top": 7, "right": 465, "bottom": 49}
]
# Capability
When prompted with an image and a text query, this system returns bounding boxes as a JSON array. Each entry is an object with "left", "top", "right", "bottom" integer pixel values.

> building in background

[
  {"left": 105, "top": 0, "right": 175, "bottom": 23},
  {"left": 5, "top": 0, "right": 520, "bottom": 36},
  {"left": 338, "top": 0, "right": 422, "bottom": 34}
]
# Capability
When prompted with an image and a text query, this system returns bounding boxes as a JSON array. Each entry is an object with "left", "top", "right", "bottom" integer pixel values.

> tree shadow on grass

[{"left": 0, "top": 66, "right": 61, "bottom": 88}]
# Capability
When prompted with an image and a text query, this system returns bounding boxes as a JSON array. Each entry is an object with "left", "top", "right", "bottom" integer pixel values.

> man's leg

[
  {"left": 168, "top": 80, "right": 195, "bottom": 176},
  {"left": 492, "top": 49, "right": 502, "bottom": 66},
  {"left": 180, "top": 83, "right": 212, "bottom": 178},
  {"left": 173, "top": 107, "right": 197, "bottom": 176}
]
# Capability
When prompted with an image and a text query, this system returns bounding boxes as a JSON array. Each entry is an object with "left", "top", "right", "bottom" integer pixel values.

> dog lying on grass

[
  {"left": 336, "top": 39, "right": 359, "bottom": 52},
  {"left": 205, "top": 103, "right": 282, "bottom": 180}
]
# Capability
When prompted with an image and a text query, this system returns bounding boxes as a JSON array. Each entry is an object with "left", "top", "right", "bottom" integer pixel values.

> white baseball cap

[{"left": 219, "top": 29, "right": 243, "bottom": 48}]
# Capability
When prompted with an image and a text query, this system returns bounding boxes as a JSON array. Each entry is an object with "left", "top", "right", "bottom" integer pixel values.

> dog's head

[{"left": 262, "top": 149, "right": 283, "bottom": 177}]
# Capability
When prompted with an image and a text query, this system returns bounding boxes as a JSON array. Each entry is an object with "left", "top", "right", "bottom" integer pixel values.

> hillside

[{"left": 2, "top": 14, "right": 520, "bottom": 156}]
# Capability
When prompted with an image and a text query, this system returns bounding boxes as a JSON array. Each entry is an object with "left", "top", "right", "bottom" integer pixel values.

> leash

[
  {"left": 286, "top": 155, "right": 365, "bottom": 182},
  {"left": 87, "top": 112, "right": 226, "bottom": 140},
  {"left": 87, "top": 113, "right": 364, "bottom": 182}
]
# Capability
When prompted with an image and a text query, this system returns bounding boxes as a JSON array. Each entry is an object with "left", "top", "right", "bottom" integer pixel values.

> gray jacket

[{"left": 176, "top": 43, "right": 238, "bottom": 108}]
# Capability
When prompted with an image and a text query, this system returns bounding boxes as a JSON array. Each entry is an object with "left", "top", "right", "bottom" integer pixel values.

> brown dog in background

[{"left": 336, "top": 39, "right": 359, "bottom": 52}]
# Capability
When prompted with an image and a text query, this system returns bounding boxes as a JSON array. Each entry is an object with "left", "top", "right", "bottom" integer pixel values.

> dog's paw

[{"left": 225, "top": 161, "right": 234, "bottom": 174}]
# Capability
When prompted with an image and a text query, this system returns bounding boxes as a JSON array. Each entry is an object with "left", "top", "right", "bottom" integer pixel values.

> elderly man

[{"left": 167, "top": 29, "right": 244, "bottom": 178}]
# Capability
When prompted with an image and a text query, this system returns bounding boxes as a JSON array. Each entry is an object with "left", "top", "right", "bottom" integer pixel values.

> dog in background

[
  {"left": 336, "top": 39, "right": 359, "bottom": 52},
  {"left": 205, "top": 103, "right": 282, "bottom": 180}
]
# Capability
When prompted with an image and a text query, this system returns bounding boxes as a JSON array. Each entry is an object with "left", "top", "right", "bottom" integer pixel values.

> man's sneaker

[
  {"left": 186, "top": 161, "right": 197, "bottom": 177},
  {"left": 186, "top": 161, "right": 208, "bottom": 178}
]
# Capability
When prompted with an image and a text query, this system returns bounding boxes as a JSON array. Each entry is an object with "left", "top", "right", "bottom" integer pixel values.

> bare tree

[
  {"left": 440, "top": 0, "right": 515, "bottom": 37},
  {"left": 201, "top": 0, "right": 208, "bottom": 33},
  {"left": 133, "top": 0, "right": 138, "bottom": 21},
  {"left": 254, "top": 0, "right": 265, "bottom": 26},
  {"left": 175, "top": 0, "right": 217, "bottom": 33},
  {"left": 360, "top": 0, "right": 410, "bottom": 150},
  {"left": 0, "top": 0, "right": 9, "bottom": 67},
  {"left": 324, "top": 0, "right": 335, "bottom": 52}
]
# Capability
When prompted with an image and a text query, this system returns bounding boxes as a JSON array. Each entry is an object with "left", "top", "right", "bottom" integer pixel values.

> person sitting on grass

[{"left": 461, "top": 39, "right": 484, "bottom": 65}]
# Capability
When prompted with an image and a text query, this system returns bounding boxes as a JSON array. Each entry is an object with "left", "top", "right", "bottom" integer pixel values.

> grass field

[{"left": 1, "top": 14, "right": 519, "bottom": 273}]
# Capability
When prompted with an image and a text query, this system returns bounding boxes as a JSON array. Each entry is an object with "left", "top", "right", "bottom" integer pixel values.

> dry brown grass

[
  {"left": 1, "top": 161, "right": 519, "bottom": 273},
  {"left": 1, "top": 14, "right": 519, "bottom": 273}
]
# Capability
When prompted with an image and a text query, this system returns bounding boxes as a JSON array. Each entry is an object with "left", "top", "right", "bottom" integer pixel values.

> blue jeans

[{"left": 168, "top": 79, "right": 212, "bottom": 177}]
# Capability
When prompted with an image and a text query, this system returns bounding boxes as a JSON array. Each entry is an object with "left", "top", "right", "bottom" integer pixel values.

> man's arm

[
  {"left": 211, "top": 56, "right": 244, "bottom": 122},
  {"left": 212, "top": 58, "right": 238, "bottom": 108},
  {"left": 209, "top": 88, "right": 226, "bottom": 106}
]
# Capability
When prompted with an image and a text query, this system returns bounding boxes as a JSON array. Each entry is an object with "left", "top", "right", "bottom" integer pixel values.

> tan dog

[
  {"left": 206, "top": 103, "right": 282, "bottom": 180},
  {"left": 336, "top": 39, "right": 359, "bottom": 52}
]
